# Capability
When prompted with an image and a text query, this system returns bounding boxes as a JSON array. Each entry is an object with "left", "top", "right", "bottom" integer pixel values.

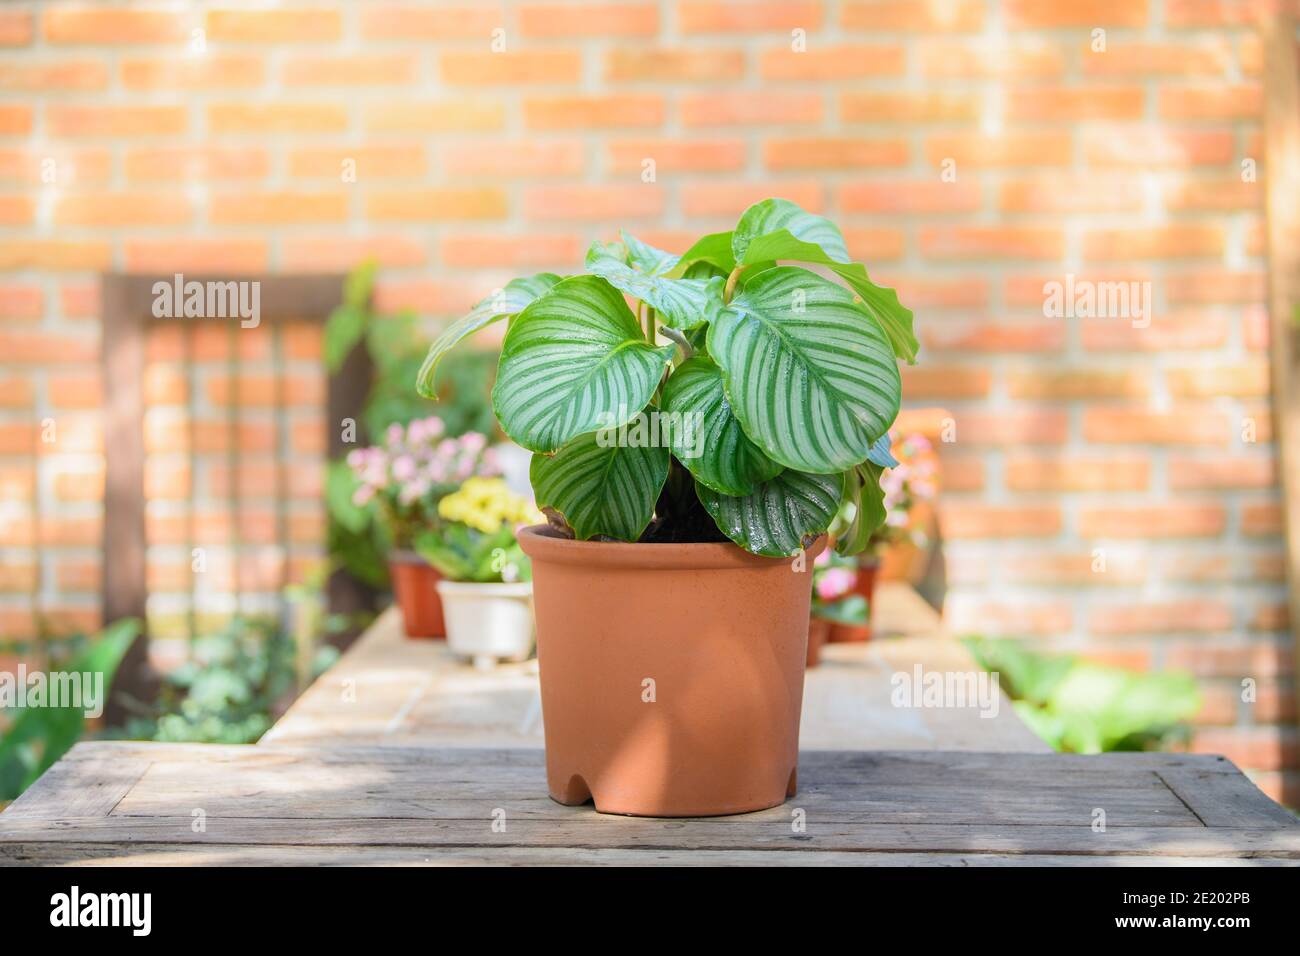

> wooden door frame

[{"left": 100, "top": 273, "right": 373, "bottom": 722}]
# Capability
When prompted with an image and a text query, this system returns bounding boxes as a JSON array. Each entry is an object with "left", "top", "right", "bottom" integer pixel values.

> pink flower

[
  {"left": 816, "top": 567, "right": 856, "bottom": 601},
  {"left": 352, "top": 485, "right": 375, "bottom": 507},
  {"left": 391, "top": 455, "right": 417, "bottom": 482}
]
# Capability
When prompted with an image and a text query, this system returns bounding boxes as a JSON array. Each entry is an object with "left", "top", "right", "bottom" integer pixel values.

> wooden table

[
  {"left": 1, "top": 744, "right": 1296, "bottom": 866},
  {"left": 265, "top": 583, "right": 1049, "bottom": 753},
  {"left": 4, "top": 582, "right": 1296, "bottom": 866}
]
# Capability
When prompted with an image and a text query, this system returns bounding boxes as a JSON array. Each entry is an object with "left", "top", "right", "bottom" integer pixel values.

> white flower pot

[{"left": 435, "top": 580, "right": 535, "bottom": 670}]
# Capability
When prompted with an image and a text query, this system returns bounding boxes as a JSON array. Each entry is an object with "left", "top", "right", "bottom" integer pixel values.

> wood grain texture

[{"left": 1, "top": 744, "right": 1294, "bottom": 866}]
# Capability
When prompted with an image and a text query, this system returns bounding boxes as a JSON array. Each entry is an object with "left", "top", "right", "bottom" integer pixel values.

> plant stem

[
  {"left": 661, "top": 326, "right": 693, "bottom": 357},
  {"left": 723, "top": 265, "right": 744, "bottom": 304}
]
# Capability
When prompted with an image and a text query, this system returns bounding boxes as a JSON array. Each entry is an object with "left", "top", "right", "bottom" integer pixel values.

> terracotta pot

[
  {"left": 827, "top": 556, "right": 880, "bottom": 643},
  {"left": 436, "top": 580, "right": 534, "bottom": 669},
  {"left": 806, "top": 616, "right": 830, "bottom": 668},
  {"left": 518, "top": 525, "right": 824, "bottom": 817},
  {"left": 389, "top": 550, "right": 446, "bottom": 639}
]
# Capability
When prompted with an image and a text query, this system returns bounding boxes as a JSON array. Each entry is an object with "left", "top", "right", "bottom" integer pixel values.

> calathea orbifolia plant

[{"left": 416, "top": 198, "right": 917, "bottom": 558}]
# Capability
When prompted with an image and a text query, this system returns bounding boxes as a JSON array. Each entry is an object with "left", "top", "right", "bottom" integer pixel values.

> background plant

[
  {"left": 417, "top": 198, "right": 916, "bottom": 558},
  {"left": 964, "top": 637, "right": 1200, "bottom": 753},
  {"left": 416, "top": 477, "right": 543, "bottom": 583}
]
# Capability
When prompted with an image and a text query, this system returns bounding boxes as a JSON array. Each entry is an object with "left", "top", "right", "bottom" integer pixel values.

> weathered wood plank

[{"left": 1160, "top": 768, "right": 1300, "bottom": 829}]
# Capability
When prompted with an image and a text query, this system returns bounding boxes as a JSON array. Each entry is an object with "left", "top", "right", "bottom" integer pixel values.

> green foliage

[
  {"left": 964, "top": 637, "right": 1200, "bottom": 754},
  {"left": 416, "top": 198, "right": 913, "bottom": 557},
  {"left": 813, "top": 594, "right": 869, "bottom": 626},
  {"left": 0, "top": 619, "right": 138, "bottom": 801},
  {"left": 118, "top": 617, "right": 338, "bottom": 745},
  {"left": 415, "top": 523, "right": 530, "bottom": 584}
]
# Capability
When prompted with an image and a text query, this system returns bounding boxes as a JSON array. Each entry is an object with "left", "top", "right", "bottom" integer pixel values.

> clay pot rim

[
  {"left": 517, "top": 524, "right": 826, "bottom": 570},
  {"left": 388, "top": 549, "right": 432, "bottom": 567}
]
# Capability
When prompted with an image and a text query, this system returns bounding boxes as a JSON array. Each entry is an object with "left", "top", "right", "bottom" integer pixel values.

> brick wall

[{"left": 0, "top": 0, "right": 1296, "bottom": 798}]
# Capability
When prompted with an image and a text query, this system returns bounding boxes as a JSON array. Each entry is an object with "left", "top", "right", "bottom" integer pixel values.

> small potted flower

[
  {"left": 347, "top": 416, "right": 500, "bottom": 638},
  {"left": 827, "top": 430, "right": 938, "bottom": 643},
  {"left": 807, "top": 551, "right": 870, "bottom": 666},
  {"left": 419, "top": 477, "right": 544, "bottom": 669}
]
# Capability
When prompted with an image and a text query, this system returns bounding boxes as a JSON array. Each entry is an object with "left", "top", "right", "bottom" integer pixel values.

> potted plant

[
  {"left": 347, "top": 416, "right": 500, "bottom": 638},
  {"left": 417, "top": 198, "right": 915, "bottom": 816},
  {"left": 827, "top": 430, "right": 938, "bottom": 643},
  {"left": 416, "top": 477, "right": 543, "bottom": 669}
]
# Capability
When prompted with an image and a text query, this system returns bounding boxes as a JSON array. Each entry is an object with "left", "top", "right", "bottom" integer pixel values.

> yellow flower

[{"left": 439, "top": 478, "right": 542, "bottom": 534}]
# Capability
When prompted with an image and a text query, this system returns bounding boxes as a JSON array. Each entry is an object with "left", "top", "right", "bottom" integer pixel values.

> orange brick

[
  {"left": 765, "top": 137, "right": 907, "bottom": 170},
  {"left": 1008, "top": 369, "right": 1148, "bottom": 400},
  {"left": 946, "top": 599, "right": 1073, "bottom": 637},
  {"left": 1242, "top": 502, "right": 1282, "bottom": 537},
  {"left": 1092, "top": 601, "right": 1233, "bottom": 635},
  {"left": 842, "top": 227, "right": 905, "bottom": 261},
  {"left": 946, "top": 409, "right": 1068, "bottom": 444},
  {"left": 606, "top": 48, "right": 745, "bottom": 82},
  {"left": 125, "top": 147, "right": 270, "bottom": 182},
  {"left": 367, "top": 101, "right": 505, "bottom": 133},
  {"left": 1082, "top": 39, "right": 1233, "bottom": 76},
  {"left": 525, "top": 94, "right": 664, "bottom": 129},
  {"left": 367, "top": 188, "right": 508, "bottom": 222},
  {"left": 1164, "top": 178, "right": 1260, "bottom": 212},
  {"left": 1167, "top": 363, "right": 1270, "bottom": 398},
  {"left": 937, "top": 454, "right": 984, "bottom": 492},
  {"left": 1008, "top": 87, "right": 1145, "bottom": 122},
  {"left": 441, "top": 50, "right": 582, "bottom": 85},
  {"left": 0, "top": 330, "right": 97, "bottom": 364},
  {"left": 759, "top": 45, "right": 904, "bottom": 81},
  {"left": 1003, "top": 551, "right": 1146, "bottom": 586},
  {"left": 841, "top": 0, "right": 984, "bottom": 31},
  {"left": 1192, "top": 727, "right": 1297, "bottom": 773},
  {"left": 0, "top": 148, "right": 111, "bottom": 186},
  {"left": 1170, "top": 456, "right": 1277, "bottom": 490},
  {"left": 521, "top": 2, "right": 658, "bottom": 35},
  {"left": 925, "top": 132, "right": 1070, "bottom": 167},
  {"left": 918, "top": 38, "right": 1065, "bottom": 77},
  {"left": 1167, "top": 639, "right": 1293, "bottom": 679},
  {"left": 678, "top": 1, "right": 823, "bottom": 32},
  {"left": 1085, "top": 225, "right": 1224, "bottom": 260},
  {"left": 924, "top": 320, "right": 1063, "bottom": 353},
  {"left": 1166, "top": 0, "right": 1278, "bottom": 27},
  {"left": 876, "top": 274, "right": 990, "bottom": 309},
  {"left": 1084, "top": 407, "right": 1228, "bottom": 444},
  {"left": 54, "top": 192, "right": 190, "bottom": 227},
  {"left": 682, "top": 92, "right": 821, "bottom": 127},
  {"left": 51, "top": 463, "right": 103, "bottom": 500},
  {"left": 123, "top": 238, "right": 268, "bottom": 273},
  {"left": 48, "top": 105, "right": 184, "bottom": 138},
  {"left": 0, "top": 59, "right": 108, "bottom": 91},
  {"left": 122, "top": 55, "right": 265, "bottom": 90},
  {"left": 360, "top": 5, "right": 503, "bottom": 39},
  {"left": 1000, "top": 176, "right": 1143, "bottom": 213},
  {"left": 840, "top": 180, "right": 981, "bottom": 214},
  {"left": 842, "top": 91, "right": 979, "bottom": 123},
  {"left": 524, "top": 185, "right": 662, "bottom": 221},
  {"left": 1005, "top": 455, "right": 1150, "bottom": 492},
  {"left": 1082, "top": 127, "right": 1235, "bottom": 167},
  {"left": 0, "top": 240, "right": 110, "bottom": 271},
  {"left": 920, "top": 226, "right": 1064, "bottom": 261},
  {"left": 1079, "top": 504, "right": 1226, "bottom": 538},
  {"left": 0, "top": 378, "right": 33, "bottom": 408},
  {"left": 0, "top": 107, "right": 32, "bottom": 136},
  {"left": 46, "top": 7, "right": 185, "bottom": 43},
  {"left": 0, "top": 10, "right": 32, "bottom": 46},
  {"left": 209, "top": 104, "right": 347, "bottom": 134},
  {"left": 1159, "top": 85, "right": 1262, "bottom": 120},
  {"left": 438, "top": 233, "right": 583, "bottom": 270},
  {"left": 607, "top": 139, "right": 744, "bottom": 174},
  {"left": 1083, "top": 313, "right": 1228, "bottom": 352},
  {"left": 1005, "top": 0, "right": 1146, "bottom": 27},
  {"left": 682, "top": 181, "right": 822, "bottom": 218},
  {"left": 939, "top": 504, "right": 1061, "bottom": 538},
  {"left": 283, "top": 54, "right": 418, "bottom": 86},
  {"left": 0, "top": 194, "right": 33, "bottom": 225},
  {"left": 205, "top": 8, "right": 341, "bottom": 42},
  {"left": 0, "top": 283, "right": 43, "bottom": 321},
  {"left": 443, "top": 140, "right": 584, "bottom": 179},
  {"left": 1167, "top": 269, "right": 1265, "bottom": 305},
  {"left": 210, "top": 192, "right": 348, "bottom": 225},
  {"left": 281, "top": 236, "right": 427, "bottom": 271},
  {"left": 206, "top": 374, "right": 324, "bottom": 408},
  {"left": 899, "top": 365, "right": 990, "bottom": 399},
  {"left": 288, "top": 145, "right": 426, "bottom": 180}
]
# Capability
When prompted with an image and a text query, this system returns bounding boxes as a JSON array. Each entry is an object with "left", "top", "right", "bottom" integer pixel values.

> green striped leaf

[
  {"left": 660, "top": 356, "right": 781, "bottom": 496},
  {"left": 732, "top": 199, "right": 919, "bottom": 364},
  {"left": 696, "top": 470, "right": 843, "bottom": 558},
  {"left": 585, "top": 233, "right": 724, "bottom": 330},
  {"left": 667, "top": 230, "right": 735, "bottom": 278},
  {"left": 415, "top": 272, "right": 561, "bottom": 399},
  {"left": 708, "top": 266, "right": 901, "bottom": 474},
  {"left": 834, "top": 462, "right": 886, "bottom": 557},
  {"left": 493, "top": 275, "right": 674, "bottom": 454},
  {"left": 531, "top": 430, "right": 670, "bottom": 542}
]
